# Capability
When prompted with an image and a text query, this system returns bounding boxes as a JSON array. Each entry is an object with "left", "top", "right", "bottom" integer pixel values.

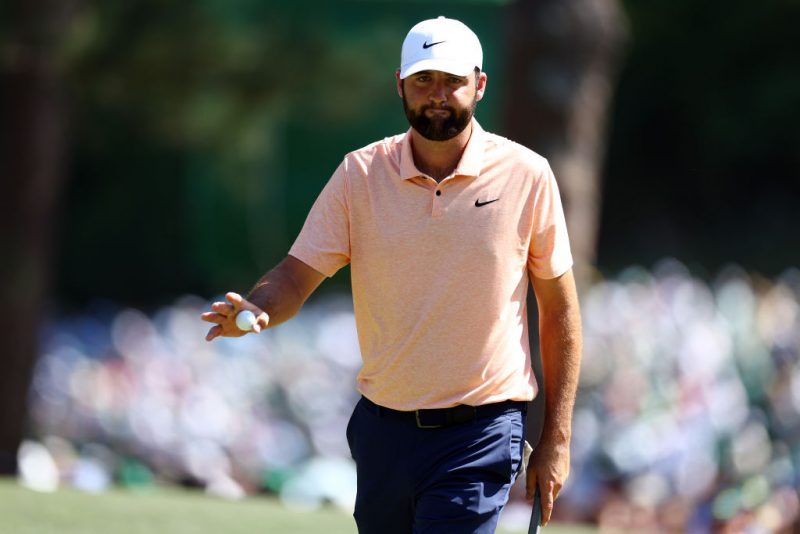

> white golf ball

[{"left": 235, "top": 310, "right": 257, "bottom": 331}]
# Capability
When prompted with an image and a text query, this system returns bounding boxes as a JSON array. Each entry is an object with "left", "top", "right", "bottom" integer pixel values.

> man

[{"left": 201, "top": 16, "right": 581, "bottom": 534}]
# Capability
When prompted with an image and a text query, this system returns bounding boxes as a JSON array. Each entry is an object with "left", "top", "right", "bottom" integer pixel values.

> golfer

[{"left": 202, "top": 16, "right": 581, "bottom": 534}]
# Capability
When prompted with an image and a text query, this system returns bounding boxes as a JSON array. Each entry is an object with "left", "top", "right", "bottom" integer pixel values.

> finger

[
  {"left": 226, "top": 292, "right": 243, "bottom": 307},
  {"left": 526, "top": 469, "right": 538, "bottom": 500},
  {"left": 540, "top": 481, "right": 556, "bottom": 526},
  {"left": 200, "top": 312, "right": 226, "bottom": 324},
  {"left": 205, "top": 325, "right": 222, "bottom": 342},
  {"left": 211, "top": 302, "right": 235, "bottom": 316}
]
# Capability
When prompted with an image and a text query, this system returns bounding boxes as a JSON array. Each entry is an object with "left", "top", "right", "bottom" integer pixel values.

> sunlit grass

[{"left": 0, "top": 478, "right": 598, "bottom": 534}]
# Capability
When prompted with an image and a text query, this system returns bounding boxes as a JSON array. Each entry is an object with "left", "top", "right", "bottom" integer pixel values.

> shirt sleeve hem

[
  {"left": 529, "top": 258, "right": 574, "bottom": 281},
  {"left": 287, "top": 248, "right": 339, "bottom": 279}
]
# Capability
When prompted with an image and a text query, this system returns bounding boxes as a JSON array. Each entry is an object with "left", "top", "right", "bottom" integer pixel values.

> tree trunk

[
  {"left": 504, "top": 0, "right": 627, "bottom": 287},
  {"left": 505, "top": 0, "right": 626, "bottom": 455},
  {"left": 0, "top": 0, "right": 70, "bottom": 474}
]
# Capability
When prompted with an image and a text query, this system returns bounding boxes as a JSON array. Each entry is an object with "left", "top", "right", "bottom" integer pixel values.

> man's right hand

[{"left": 201, "top": 292, "right": 270, "bottom": 342}]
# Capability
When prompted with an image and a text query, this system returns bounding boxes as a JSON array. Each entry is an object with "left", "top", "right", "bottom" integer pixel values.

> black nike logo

[
  {"left": 475, "top": 198, "right": 499, "bottom": 207},
  {"left": 422, "top": 40, "right": 445, "bottom": 49}
]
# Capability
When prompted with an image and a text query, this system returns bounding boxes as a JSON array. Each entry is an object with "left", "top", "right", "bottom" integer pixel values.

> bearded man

[{"left": 202, "top": 16, "right": 582, "bottom": 534}]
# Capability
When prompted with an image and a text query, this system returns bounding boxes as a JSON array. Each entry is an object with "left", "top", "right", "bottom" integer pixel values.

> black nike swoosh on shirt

[
  {"left": 475, "top": 198, "right": 500, "bottom": 207},
  {"left": 422, "top": 40, "right": 445, "bottom": 49}
]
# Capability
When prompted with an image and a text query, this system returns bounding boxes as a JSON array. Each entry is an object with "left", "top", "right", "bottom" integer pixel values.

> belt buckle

[{"left": 415, "top": 410, "right": 442, "bottom": 429}]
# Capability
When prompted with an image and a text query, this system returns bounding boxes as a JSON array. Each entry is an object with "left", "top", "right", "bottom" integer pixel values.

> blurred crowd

[{"left": 21, "top": 259, "right": 800, "bottom": 533}]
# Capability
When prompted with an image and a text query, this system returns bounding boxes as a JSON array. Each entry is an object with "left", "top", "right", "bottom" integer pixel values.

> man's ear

[
  {"left": 475, "top": 71, "right": 488, "bottom": 102},
  {"left": 395, "top": 69, "right": 404, "bottom": 98}
]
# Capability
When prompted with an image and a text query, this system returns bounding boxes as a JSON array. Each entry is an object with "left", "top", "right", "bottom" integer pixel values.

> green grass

[{"left": 0, "top": 478, "right": 597, "bottom": 534}]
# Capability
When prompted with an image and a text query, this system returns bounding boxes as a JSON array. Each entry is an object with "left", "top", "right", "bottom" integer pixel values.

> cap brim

[{"left": 400, "top": 59, "right": 476, "bottom": 79}]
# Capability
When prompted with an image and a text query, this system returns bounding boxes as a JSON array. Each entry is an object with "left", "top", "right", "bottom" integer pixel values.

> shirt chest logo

[{"left": 474, "top": 198, "right": 500, "bottom": 207}]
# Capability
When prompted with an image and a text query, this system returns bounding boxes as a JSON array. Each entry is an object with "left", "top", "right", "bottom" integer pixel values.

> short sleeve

[
  {"left": 288, "top": 160, "right": 351, "bottom": 277},
  {"left": 527, "top": 161, "right": 573, "bottom": 279}
]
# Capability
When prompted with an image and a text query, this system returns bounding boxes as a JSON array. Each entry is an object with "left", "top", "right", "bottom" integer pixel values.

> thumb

[
  {"left": 257, "top": 313, "right": 269, "bottom": 330},
  {"left": 251, "top": 312, "right": 270, "bottom": 333},
  {"left": 248, "top": 312, "right": 269, "bottom": 334}
]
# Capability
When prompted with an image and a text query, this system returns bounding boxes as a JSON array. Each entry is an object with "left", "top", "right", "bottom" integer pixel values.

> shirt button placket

[{"left": 432, "top": 188, "right": 443, "bottom": 217}]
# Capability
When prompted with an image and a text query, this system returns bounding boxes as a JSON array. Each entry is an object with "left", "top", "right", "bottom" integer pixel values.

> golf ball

[{"left": 235, "top": 310, "right": 257, "bottom": 331}]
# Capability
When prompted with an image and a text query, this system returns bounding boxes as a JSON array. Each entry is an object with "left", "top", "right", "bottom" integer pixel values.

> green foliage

[
  {"left": 45, "top": 0, "right": 800, "bottom": 304},
  {"left": 55, "top": 1, "right": 503, "bottom": 304}
]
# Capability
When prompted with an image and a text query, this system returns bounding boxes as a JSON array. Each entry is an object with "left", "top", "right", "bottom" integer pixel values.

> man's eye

[{"left": 449, "top": 77, "right": 465, "bottom": 84}]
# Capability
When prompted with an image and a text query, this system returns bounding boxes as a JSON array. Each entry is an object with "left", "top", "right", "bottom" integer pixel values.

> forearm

[
  {"left": 538, "top": 303, "right": 581, "bottom": 445},
  {"left": 245, "top": 257, "right": 319, "bottom": 328},
  {"left": 536, "top": 281, "right": 582, "bottom": 446}
]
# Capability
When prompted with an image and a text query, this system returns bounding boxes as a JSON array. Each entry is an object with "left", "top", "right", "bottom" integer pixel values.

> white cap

[{"left": 399, "top": 16, "right": 483, "bottom": 79}]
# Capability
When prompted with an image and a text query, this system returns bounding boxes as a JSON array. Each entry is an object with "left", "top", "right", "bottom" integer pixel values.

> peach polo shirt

[{"left": 289, "top": 120, "right": 573, "bottom": 410}]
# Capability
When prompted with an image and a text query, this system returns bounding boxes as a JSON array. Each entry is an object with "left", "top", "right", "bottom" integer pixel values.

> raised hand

[{"left": 200, "top": 292, "right": 269, "bottom": 342}]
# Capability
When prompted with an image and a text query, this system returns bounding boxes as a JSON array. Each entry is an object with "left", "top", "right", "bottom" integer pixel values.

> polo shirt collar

[{"left": 399, "top": 118, "right": 486, "bottom": 181}]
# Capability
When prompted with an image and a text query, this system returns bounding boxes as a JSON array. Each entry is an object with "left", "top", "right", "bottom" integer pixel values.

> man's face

[{"left": 398, "top": 70, "right": 485, "bottom": 141}]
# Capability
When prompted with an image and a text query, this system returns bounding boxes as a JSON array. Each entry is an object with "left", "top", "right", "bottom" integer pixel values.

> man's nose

[{"left": 428, "top": 81, "right": 447, "bottom": 104}]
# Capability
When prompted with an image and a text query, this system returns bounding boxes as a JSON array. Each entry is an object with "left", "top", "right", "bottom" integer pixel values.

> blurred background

[{"left": 2, "top": 0, "right": 799, "bottom": 532}]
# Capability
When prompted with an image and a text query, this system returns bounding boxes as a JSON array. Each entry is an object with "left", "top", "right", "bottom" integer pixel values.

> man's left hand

[{"left": 525, "top": 438, "right": 570, "bottom": 526}]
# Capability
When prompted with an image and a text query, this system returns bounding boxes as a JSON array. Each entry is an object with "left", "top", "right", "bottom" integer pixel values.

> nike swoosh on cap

[{"left": 422, "top": 40, "right": 445, "bottom": 49}]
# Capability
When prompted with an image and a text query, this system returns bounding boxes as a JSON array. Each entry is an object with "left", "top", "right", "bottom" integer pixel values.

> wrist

[{"left": 539, "top": 427, "right": 571, "bottom": 448}]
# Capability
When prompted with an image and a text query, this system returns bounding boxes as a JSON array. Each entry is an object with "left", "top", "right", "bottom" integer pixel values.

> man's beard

[{"left": 402, "top": 92, "right": 476, "bottom": 141}]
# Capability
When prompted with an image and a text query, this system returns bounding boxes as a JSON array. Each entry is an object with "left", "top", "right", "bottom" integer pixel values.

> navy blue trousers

[{"left": 346, "top": 397, "right": 526, "bottom": 534}]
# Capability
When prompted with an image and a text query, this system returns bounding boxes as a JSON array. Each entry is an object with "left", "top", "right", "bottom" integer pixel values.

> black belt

[{"left": 360, "top": 396, "right": 527, "bottom": 429}]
